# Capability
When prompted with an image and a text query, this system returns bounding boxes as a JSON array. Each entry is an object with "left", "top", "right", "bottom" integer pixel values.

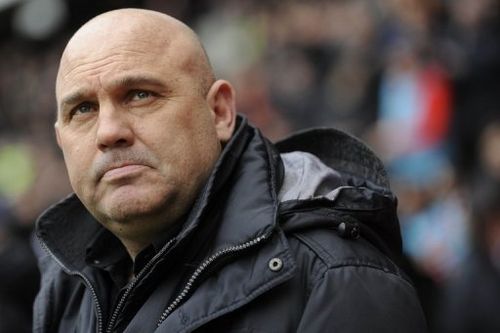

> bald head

[{"left": 57, "top": 8, "right": 215, "bottom": 102}]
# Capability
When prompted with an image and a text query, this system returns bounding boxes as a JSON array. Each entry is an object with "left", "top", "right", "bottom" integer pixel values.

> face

[{"left": 55, "top": 31, "right": 227, "bottom": 241}]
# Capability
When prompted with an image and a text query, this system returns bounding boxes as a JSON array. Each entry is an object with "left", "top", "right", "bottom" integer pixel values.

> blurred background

[{"left": 1, "top": 0, "right": 499, "bottom": 332}]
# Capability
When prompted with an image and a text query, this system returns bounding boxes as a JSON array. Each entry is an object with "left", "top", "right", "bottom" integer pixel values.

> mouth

[{"left": 100, "top": 163, "right": 150, "bottom": 182}]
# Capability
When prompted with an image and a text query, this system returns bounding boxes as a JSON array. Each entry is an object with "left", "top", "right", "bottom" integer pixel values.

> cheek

[
  {"left": 146, "top": 121, "right": 219, "bottom": 180},
  {"left": 61, "top": 141, "right": 93, "bottom": 190}
]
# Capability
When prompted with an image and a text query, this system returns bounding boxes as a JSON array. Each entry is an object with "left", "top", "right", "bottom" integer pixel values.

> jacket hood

[{"left": 275, "top": 128, "right": 403, "bottom": 261}]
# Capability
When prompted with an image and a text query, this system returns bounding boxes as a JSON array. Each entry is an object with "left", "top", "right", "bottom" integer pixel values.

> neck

[
  {"left": 121, "top": 238, "right": 151, "bottom": 260},
  {"left": 117, "top": 221, "right": 180, "bottom": 260},
  {"left": 101, "top": 216, "right": 175, "bottom": 260}
]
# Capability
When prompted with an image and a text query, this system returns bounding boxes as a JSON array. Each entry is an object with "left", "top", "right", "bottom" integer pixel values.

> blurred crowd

[{"left": 1, "top": 0, "right": 500, "bottom": 332}]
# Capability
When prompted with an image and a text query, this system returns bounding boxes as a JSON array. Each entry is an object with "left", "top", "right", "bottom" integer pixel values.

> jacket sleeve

[{"left": 296, "top": 265, "right": 428, "bottom": 332}]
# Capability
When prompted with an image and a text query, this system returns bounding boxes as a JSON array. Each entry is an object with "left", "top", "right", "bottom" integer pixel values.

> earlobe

[{"left": 206, "top": 80, "right": 236, "bottom": 143}]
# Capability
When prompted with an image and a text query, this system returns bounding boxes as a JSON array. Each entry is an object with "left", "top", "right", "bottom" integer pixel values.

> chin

[
  {"left": 105, "top": 200, "right": 164, "bottom": 222},
  {"left": 96, "top": 188, "right": 176, "bottom": 224}
]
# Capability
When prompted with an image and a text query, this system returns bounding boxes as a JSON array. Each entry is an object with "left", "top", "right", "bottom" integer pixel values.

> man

[{"left": 34, "top": 8, "right": 427, "bottom": 333}]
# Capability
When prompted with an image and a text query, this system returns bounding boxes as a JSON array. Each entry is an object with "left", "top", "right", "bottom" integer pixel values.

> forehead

[
  {"left": 56, "top": 31, "right": 196, "bottom": 100},
  {"left": 58, "top": 39, "right": 165, "bottom": 89}
]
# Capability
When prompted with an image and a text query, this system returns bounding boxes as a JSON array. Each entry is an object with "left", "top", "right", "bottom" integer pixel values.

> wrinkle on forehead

[
  {"left": 60, "top": 49, "right": 151, "bottom": 83},
  {"left": 57, "top": 8, "right": 214, "bottom": 98}
]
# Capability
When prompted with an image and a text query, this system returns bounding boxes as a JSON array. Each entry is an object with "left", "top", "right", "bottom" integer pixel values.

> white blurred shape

[{"left": 12, "top": 0, "right": 68, "bottom": 40}]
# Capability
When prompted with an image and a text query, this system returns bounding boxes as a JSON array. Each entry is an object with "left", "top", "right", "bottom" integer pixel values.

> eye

[
  {"left": 71, "top": 102, "right": 96, "bottom": 116},
  {"left": 130, "top": 90, "right": 152, "bottom": 101}
]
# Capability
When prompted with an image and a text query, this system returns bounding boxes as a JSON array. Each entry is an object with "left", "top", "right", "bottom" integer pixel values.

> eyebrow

[
  {"left": 59, "top": 75, "right": 168, "bottom": 109},
  {"left": 110, "top": 75, "right": 167, "bottom": 90}
]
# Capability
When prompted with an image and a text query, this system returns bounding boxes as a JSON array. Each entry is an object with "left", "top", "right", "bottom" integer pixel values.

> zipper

[
  {"left": 38, "top": 237, "right": 105, "bottom": 333},
  {"left": 156, "top": 234, "right": 267, "bottom": 328},
  {"left": 106, "top": 237, "right": 177, "bottom": 333}
]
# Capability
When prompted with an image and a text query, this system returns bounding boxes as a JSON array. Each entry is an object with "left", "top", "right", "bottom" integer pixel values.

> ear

[
  {"left": 54, "top": 122, "right": 62, "bottom": 149},
  {"left": 206, "top": 80, "right": 236, "bottom": 143}
]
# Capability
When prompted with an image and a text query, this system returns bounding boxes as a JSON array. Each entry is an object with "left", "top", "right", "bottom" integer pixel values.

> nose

[{"left": 95, "top": 105, "right": 134, "bottom": 150}]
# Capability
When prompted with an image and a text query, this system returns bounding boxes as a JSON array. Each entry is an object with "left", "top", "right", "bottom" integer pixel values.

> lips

[
  {"left": 102, "top": 164, "right": 149, "bottom": 180},
  {"left": 95, "top": 160, "right": 151, "bottom": 182},
  {"left": 93, "top": 150, "right": 156, "bottom": 182}
]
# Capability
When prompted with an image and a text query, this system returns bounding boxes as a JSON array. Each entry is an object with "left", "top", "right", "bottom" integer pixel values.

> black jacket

[{"left": 34, "top": 117, "right": 427, "bottom": 332}]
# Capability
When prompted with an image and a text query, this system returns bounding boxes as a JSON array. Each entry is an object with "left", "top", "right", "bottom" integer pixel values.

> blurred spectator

[
  {"left": 0, "top": 140, "right": 70, "bottom": 332},
  {"left": 364, "top": 18, "right": 466, "bottom": 285},
  {"left": 437, "top": 173, "right": 500, "bottom": 333},
  {"left": 0, "top": 199, "right": 39, "bottom": 333},
  {"left": 444, "top": 0, "right": 500, "bottom": 184}
]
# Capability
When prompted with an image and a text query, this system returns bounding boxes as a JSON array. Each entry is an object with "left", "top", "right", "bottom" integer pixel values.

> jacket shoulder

[
  {"left": 278, "top": 210, "right": 428, "bottom": 332},
  {"left": 279, "top": 206, "right": 410, "bottom": 286}
]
